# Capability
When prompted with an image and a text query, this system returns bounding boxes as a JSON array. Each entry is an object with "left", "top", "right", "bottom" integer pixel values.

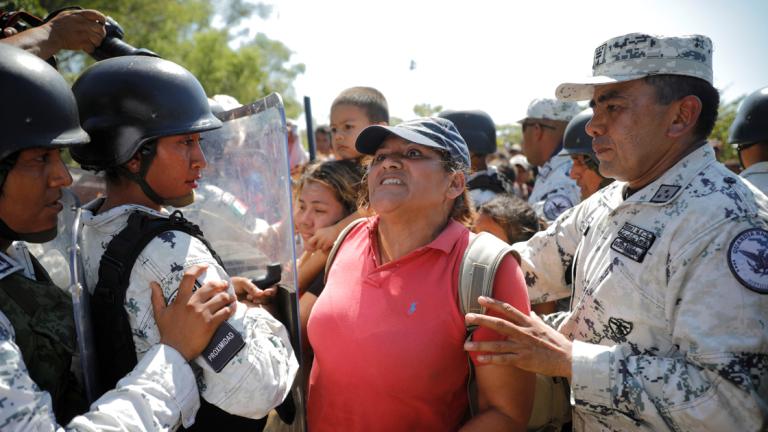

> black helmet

[
  {"left": 438, "top": 110, "right": 497, "bottom": 155},
  {"left": 70, "top": 56, "right": 221, "bottom": 170},
  {"left": 0, "top": 43, "right": 89, "bottom": 162},
  {"left": 560, "top": 109, "right": 595, "bottom": 160},
  {"left": 729, "top": 86, "right": 768, "bottom": 150}
]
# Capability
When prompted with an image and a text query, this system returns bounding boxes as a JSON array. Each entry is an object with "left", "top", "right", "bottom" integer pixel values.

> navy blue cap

[{"left": 355, "top": 117, "right": 471, "bottom": 171}]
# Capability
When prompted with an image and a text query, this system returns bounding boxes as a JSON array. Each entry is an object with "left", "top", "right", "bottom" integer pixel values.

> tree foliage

[
  {"left": 3, "top": 0, "right": 305, "bottom": 117},
  {"left": 413, "top": 103, "right": 443, "bottom": 117},
  {"left": 709, "top": 95, "right": 744, "bottom": 162},
  {"left": 496, "top": 123, "right": 522, "bottom": 148}
]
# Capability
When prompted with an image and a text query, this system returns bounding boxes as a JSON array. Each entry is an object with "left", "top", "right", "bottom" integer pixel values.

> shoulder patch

[
  {"left": 543, "top": 194, "right": 573, "bottom": 221},
  {"left": 649, "top": 184, "right": 681, "bottom": 203},
  {"left": 728, "top": 228, "right": 768, "bottom": 294}
]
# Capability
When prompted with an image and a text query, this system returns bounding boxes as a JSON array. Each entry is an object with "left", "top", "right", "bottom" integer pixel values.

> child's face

[{"left": 330, "top": 104, "right": 372, "bottom": 160}]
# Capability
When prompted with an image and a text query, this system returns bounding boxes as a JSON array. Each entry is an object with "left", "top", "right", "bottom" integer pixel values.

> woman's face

[
  {"left": 367, "top": 136, "right": 463, "bottom": 218},
  {"left": 295, "top": 180, "right": 346, "bottom": 242}
]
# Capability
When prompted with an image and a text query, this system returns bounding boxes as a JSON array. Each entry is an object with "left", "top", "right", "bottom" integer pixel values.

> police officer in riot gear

[
  {"left": 559, "top": 109, "right": 613, "bottom": 200},
  {"left": 0, "top": 43, "right": 237, "bottom": 432},
  {"left": 71, "top": 55, "right": 297, "bottom": 431},
  {"left": 729, "top": 86, "right": 768, "bottom": 194}
]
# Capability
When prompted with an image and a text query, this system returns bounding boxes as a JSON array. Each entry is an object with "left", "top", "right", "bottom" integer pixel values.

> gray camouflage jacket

[
  {"left": 79, "top": 202, "right": 298, "bottom": 421},
  {"left": 513, "top": 145, "right": 768, "bottom": 431},
  {"left": 528, "top": 154, "right": 581, "bottom": 222}
]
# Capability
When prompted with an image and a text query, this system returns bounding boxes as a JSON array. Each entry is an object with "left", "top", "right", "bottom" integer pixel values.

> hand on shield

[{"left": 150, "top": 264, "right": 236, "bottom": 361}]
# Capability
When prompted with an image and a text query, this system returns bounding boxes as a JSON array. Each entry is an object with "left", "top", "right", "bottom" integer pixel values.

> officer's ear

[
  {"left": 667, "top": 95, "right": 702, "bottom": 139},
  {"left": 124, "top": 153, "right": 142, "bottom": 174}
]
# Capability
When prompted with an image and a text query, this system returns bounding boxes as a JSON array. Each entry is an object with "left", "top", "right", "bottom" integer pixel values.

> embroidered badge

[
  {"left": 649, "top": 184, "right": 681, "bottom": 203},
  {"left": 610, "top": 222, "right": 656, "bottom": 263},
  {"left": 543, "top": 194, "right": 573, "bottom": 221},
  {"left": 728, "top": 228, "right": 768, "bottom": 294},
  {"left": 202, "top": 321, "right": 246, "bottom": 373}
]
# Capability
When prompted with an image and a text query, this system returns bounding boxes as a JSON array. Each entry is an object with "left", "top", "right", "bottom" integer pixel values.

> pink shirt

[{"left": 307, "top": 217, "right": 530, "bottom": 431}]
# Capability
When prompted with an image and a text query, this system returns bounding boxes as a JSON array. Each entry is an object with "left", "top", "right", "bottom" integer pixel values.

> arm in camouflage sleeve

[
  {"left": 511, "top": 206, "right": 582, "bottom": 304},
  {"left": 571, "top": 224, "right": 768, "bottom": 431},
  {"left": 0, "top": 313, "right": 200, "bottom": 432},
  {"left": 131, "top": 234, "right": 298, "bottom": 419}
]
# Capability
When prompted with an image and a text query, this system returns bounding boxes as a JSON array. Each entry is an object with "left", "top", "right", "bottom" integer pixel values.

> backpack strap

[
  {"left": 91, "top": 209, "right": 222, "bottom": 396},
  {"left": 457, "top": 232, "right": 516, "bottom": 417},
  {"left": 323, "top": 218, "right": 367, "bottom": 285}
]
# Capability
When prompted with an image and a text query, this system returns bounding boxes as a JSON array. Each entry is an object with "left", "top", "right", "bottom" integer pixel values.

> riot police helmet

[
  {"left": 729, "top": 87, "right": 768, "bottom": 151},
  {"left": 438, "top": 110, "right": 497, "bottom": 155},
  {"left": 0, "top": 44, "right": 89, "bottom": 163},
  {"left": 560, "top": 109, "right": 595, "bottom": 160},
  {"left": 70, "top": 55, "right": 222, "bottom": 170}
]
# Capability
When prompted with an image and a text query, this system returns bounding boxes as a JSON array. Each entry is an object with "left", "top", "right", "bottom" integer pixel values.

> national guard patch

[
  {"left": 728, "top": 228, "right": 768, "bottom": 294},
  {"left": 543, "top": 194, "right": 573, "bottom": 221},
  {"left": 610, "top": 222, "right": 656, "bottom": 263},
  {"left": 650, "top": 184, "right": 681, "bottom": 203}
]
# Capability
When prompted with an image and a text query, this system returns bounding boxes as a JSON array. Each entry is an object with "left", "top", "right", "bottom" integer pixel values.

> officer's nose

[
  {"left": 191, "top": 141, "right": 208, "bottom": 170},
  {"left": 585, "top": 115, "right": 602, "bottom": 138}
]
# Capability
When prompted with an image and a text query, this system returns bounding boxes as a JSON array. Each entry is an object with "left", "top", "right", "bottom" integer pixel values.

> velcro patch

[
  {"left": 610, "top": 222, "right": 656, "bottom": 263},
  {"left": 728, "top": 228, "right": 768, "bottom": 294},
  {"left": 202, "top": 321, "right": 246, "bottom": 373},
  {"left": 650, "top": 184, "right": 681, "bottom": 203}
]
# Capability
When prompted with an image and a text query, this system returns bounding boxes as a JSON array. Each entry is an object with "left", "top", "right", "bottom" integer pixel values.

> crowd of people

[{"left": 0, "top": 6, "right": 766, "bottom": 432}]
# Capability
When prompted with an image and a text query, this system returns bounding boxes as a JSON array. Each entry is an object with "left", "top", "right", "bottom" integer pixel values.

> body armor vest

[{"left": 0, "top": 255, "right": 87, "bottom": 424}]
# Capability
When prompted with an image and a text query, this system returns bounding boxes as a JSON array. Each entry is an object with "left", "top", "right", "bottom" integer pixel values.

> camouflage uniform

[
  {"left": 741, "top": 161, "right": 768, "bottom": 195},
  {"left": 521, "top": 99, "right": 583, "bottom": 222},
  {"left": 527, "top": 154, "right": 581, "bottom": 222},
  {"left": 0, "top": 243, "right": 201, "bottom": 431},
  {"left": 79, "top": 202, "right": 298, "bottom": 420},
  {"left": 512, "top": 33, "right": 768, "bottom": 430},
  {"left": 513, "top": 145, "right": 768, "bottom": 430}
]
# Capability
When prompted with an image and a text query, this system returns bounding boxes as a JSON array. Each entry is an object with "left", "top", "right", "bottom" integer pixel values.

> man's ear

[
  {"left": 446, "top": 171, "right": 466, "bottom": 200},
  {"left": 667, "top": 95, "right": 702, "bottom": 138},
  {"left": 124, "top": 153, "right": 142, "bottom": 174}
]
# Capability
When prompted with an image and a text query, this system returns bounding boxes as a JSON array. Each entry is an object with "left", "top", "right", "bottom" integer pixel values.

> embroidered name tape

[
  {"left": 202, "top": 321, "right": 245, "bottom": 373},
  {"left": 610, "top": 222, "right": 656, "bottom": 263}
]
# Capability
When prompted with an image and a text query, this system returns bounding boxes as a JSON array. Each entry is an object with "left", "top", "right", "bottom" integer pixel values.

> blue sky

[{"left": 246, "top": 0, "right": 768, "bottom": 126}]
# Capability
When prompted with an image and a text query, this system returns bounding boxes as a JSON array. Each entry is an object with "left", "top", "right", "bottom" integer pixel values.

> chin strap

[{"left": 121, "top": 142, "right": 195, "bottom": 208}]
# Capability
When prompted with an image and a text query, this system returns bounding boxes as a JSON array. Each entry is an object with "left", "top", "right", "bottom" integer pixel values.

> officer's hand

[
  {"left": 464, "top": 296, "right": 573, "bottom": 379},
  {"left": 231, "top": 276, "right": 276, "bottom": 307},
  {"left": 150, "top": 265, "right": 235, "bottom": 361},
  {"left": 2, "top": 27, "right": 18, "bottom": 37},
  {"left": 306, "top": 224, "right": 340, "bottom": 252},
  {"left": 45, "top": 9, "right": 106, "bottom": 54}
]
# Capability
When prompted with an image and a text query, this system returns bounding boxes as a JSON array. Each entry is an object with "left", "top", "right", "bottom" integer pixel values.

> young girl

[{"left": 294, "top": 160, "right": 363, "bottom": 350}]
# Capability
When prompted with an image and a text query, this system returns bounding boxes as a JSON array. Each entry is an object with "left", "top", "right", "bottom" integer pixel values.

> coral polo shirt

[{"left": 307, "top": 217, "right": 530, "bottom": 431}]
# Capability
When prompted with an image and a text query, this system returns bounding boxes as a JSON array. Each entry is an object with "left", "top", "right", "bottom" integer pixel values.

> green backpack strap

[
  {"left": 323, "top": 218, "right": 368, "bottom": 285},
  {"left": 458, "top": 232, "right": 516, "bottom": 417}
]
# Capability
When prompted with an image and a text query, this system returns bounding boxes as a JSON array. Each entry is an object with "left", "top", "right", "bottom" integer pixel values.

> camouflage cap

[
  {"left": 519, "top": 98, "right": 582, "bottom": 123},
  {"left": 555, "top": 33, "right": 714, "bottom": 101}
]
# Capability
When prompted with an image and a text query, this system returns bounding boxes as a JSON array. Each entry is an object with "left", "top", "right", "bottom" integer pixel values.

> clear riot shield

[
  {"left": 32, "top": 182, "right": 102, "bottom": 403},
  {"left": 178, "top": 93, "right": 305, "bottom": 431}
]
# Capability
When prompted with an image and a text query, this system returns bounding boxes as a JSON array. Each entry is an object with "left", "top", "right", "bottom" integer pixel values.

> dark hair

[
  {"left": 297, "top": 159, "right": 364, "bottom": 215},
  {"left": 643, "top": 75, "right": 719, "bottom": 141},
  {"left": 357, "top": 149, "right": 475, "bottom": 228},
  {"left": 478, "top": 194, "right": 540, "bottom": 243},
  {"left": 331, "top": 87, "right": 389, "bottom": 124},
  {"left": 315, "top": 125, "right": 331, "bottom": 135}
]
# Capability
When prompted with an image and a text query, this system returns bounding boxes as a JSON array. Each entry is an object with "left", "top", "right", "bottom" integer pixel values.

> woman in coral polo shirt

[{"left": 306, "top": 117, "right": 534, "bottom": 431}]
